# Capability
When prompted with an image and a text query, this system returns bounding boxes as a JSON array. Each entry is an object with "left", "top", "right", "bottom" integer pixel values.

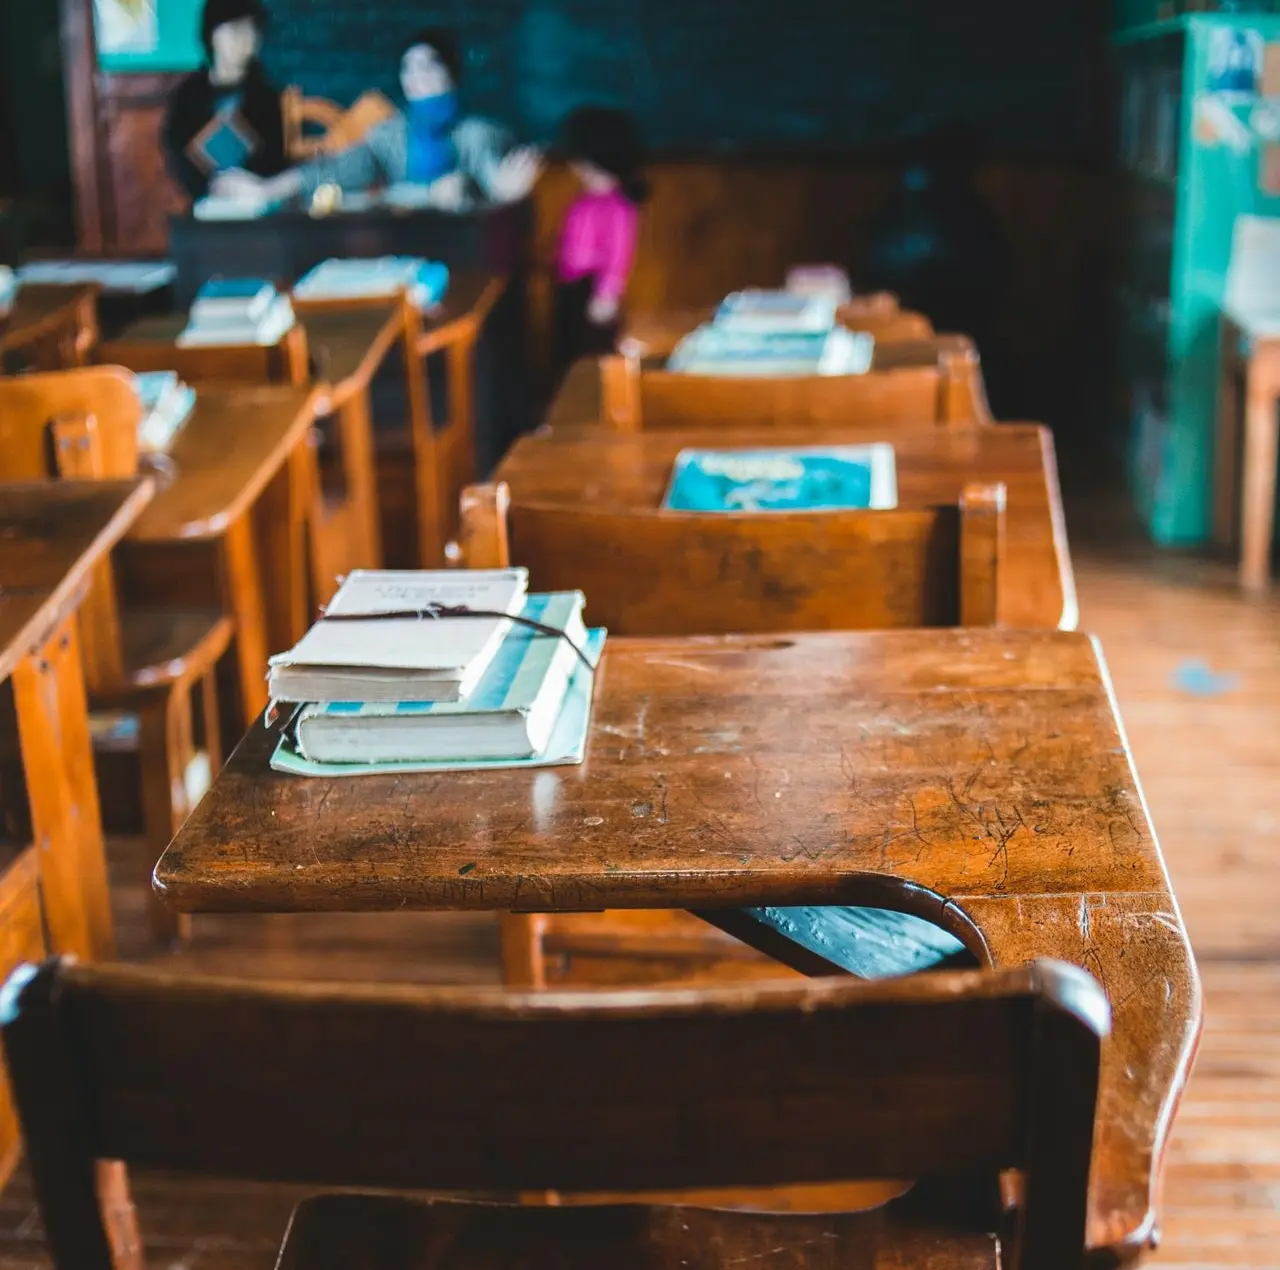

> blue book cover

[
  {"left": 663, "top": 444, "right": 897, "bottom": 512},
  {"left": 195, "top": 277, "right": 275, "bottom": 302}
]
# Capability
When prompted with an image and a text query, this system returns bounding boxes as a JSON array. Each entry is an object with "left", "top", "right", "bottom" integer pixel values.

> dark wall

[{"left": 259, "top": 0, "right": 1099, "bottom": 156}]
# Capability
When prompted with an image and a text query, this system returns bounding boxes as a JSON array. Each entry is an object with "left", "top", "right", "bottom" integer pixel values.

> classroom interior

[{"left": 0, "top": 1, "right": 1276, "bottom": 1268}]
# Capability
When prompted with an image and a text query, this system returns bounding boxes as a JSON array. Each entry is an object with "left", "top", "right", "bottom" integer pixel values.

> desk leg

[
  {"left": 1239, "top": 364, "right": 1279, "bottom": 591},
  {"left": 1214, "top": 333, "right": 1241, "bottom": 549},
  {"left": 11, "top": 618, "right": 115, "bottom": 961},
  {"left": 218, "top": 514, "right": 270, "bottom": 729},
  {"left": 253, "top": 439, "right": 315, "bottom": 655}
]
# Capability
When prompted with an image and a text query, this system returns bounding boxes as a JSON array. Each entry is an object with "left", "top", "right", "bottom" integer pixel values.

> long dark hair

[
  {"left": 200, "top": 0, "right": 268, "bottom": 60},
  {"left": 400, "top": 27, "right": 463, "bottom": 86},
  {"left": 558, "top": 106, "right": 649, "bottom": 204}
]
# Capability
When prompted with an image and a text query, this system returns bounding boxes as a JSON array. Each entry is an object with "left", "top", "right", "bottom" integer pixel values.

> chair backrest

[
  {"left": 281, "top": 87, "right": 397, "bottom": 161},
  {"left": 598, "top": 354, "right": 968, "bottom": 432},
  {"left": 0, "top": 284, "right": 99, "bottom": 373},
  {"left": 0, "top": 366, "right": 140, "bottom": 481},
  {"left": 456, "top": 479, "right": 1005, "bottom": 633},
  {"left": 0, "top": 367, "right": 143, "bottom": 689},
  {"left": 1, "top": 957, "right": 1107, "bottom": 1270},
  {"left": 870, "top": 334, "right": 993, "bottom": 423},
  {"left": 837, "top": 306, "right": 935, "bottom": 342}
]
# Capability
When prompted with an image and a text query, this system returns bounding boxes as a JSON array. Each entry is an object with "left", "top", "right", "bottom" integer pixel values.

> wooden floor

[{"left": 0, "top": 480, "right": 1277, "bottom": 1267}]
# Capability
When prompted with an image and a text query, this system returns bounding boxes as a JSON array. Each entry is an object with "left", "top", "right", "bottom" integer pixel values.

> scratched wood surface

[
  {"left": 155, "top": 626, "right": 1197, "bottom": 1262},
  {"left": 496, "top": 413, "right": 1076, "bottom": 630}
]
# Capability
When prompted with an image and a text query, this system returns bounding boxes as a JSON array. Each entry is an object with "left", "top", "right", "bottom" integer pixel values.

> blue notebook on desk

[{"left": 663, "top": 444, "right": 897, "bottom": 512}]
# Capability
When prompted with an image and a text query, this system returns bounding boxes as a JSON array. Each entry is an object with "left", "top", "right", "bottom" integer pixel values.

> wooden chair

[
  {"left": 456, "top": 479, "right": 1005, "bottom": 636},
  {"left": 1, "top": 955, "right": 1107, "bottom": 1270},
  {"left": 599, "top": 352, "right": 977, "bottom": 431},
  {"left": 0, "top": 284, "right": 99, "bottom": 373},
  {"left": 281, "top": 87, "right": 397, "bottom": 161},
  {"left": 870, "top": 334, "right": 994, "bottom": 424},
  {"left": 621, "top": 293, "right": 924, "bottom": 360},
  {"left": 0, "top": 369, "right": 233, "bottom": 945},
  {"left": 457, "top": 478, "right": 1004, "bottom": 987},
  {"left": 97, "top": 318, "right": 368, "bottom": 608}
]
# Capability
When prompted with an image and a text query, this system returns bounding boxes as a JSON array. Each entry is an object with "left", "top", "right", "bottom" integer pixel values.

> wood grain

[
  {"left": 0, "top": 481, "right": 154, "bottom": 682},
  {"left": 2, "top": 958, "right": 1105, "bottom": 1270},
  {"left": 459, "top": 480, "right": 1004, "bottom": 634},
  {"left": 126, "top": 385, "right": 320, "bottom": 541}
]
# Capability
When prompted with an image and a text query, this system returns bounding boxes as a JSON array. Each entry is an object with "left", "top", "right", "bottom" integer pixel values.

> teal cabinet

[{"left": 1113, "top": 11, "right": 1280, "bottom": 543}]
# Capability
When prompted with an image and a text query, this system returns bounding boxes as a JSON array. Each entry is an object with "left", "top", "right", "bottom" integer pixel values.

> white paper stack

[
  {"left": 293, "top": 257, "right": 449, "bottom": 312},
  {"left": 177, "top": 277, "right": 295, "bottom": 346}
]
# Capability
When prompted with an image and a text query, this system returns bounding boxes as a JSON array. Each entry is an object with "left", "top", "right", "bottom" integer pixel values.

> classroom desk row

[
  {"left": 154, "top": 354, "right": 1198, "bottom": 1265},
  {"left": 0, "top": 479, "right": 155, "bottom": 1180}
]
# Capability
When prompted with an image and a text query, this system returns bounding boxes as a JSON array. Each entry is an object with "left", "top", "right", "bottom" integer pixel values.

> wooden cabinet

[{"left": 59, "top": 0, "right": 187, "bottom": 254}]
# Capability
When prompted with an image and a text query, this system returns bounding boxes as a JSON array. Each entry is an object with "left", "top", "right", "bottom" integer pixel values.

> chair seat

[
  {"left": 278, "top": 1193, "right": 999, "bottom": 1270},
  {"left": 112, "top": 610, "right": 234, "bottom": 694}
]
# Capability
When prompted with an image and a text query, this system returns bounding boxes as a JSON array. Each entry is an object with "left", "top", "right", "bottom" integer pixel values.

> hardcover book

[{"left": 663, "top": 444, "right": 897, "bottom": 512}]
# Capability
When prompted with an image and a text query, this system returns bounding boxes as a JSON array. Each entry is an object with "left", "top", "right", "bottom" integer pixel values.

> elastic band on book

[{"left": 318, "top": 603, "right": 596, "bottom": 671}]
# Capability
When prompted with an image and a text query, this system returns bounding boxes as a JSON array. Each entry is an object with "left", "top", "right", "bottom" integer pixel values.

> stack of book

[
  {"left": 668, "top": 287, "right": 872, "bottom": 377},
  {"left": 133, "top": 370, "right": 196, "bottom": 453},
  {"left": 266, "top": 569, "right": 605, "bottom": 776},
  {"left": 177, "top": 278, "right": 296, "bottom": 347},
  {"left": 293, "top": 257, "right": 449, "bottom": 313}
]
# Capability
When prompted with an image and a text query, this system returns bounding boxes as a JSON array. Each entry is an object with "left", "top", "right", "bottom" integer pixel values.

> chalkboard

[{"left": 253, "top": 0, "right": 1095, "bottom": 155}]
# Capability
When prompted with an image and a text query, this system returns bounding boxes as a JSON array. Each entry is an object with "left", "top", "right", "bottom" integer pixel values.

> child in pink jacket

[{"left": 552, "top": 107, "right": 648, "bottom": 389}]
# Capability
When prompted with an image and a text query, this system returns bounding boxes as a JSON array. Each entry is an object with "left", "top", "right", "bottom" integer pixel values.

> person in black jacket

[{"left": 162, "top": 0, "right": 286, "bottom": 200}]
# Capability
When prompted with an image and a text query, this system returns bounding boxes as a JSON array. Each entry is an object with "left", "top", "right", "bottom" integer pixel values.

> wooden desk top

[
  {"left": 509, "top": 393, "right": 1076, "bottom": 630},
  {"left": 128, "top": 384, "right": 320, "bottom": 541},
  {"left": 0, "top": 284, "right": 97, "bottom": 352},
  {"left": 416, "top": 271, "right": 506, "bottom": 355},
  {"left": 156, "top": 626, "right": 1197, "bottom": 1260},
  {"left": 0, "top": 479, "right": 153, "bottom": 680},
  {"left": 297, "top": 305, "right": 401, "bottom": 399}
]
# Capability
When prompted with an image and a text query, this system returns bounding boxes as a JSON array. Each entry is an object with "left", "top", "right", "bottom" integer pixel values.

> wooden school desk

[
  {"left": 497, "top": 420, "right": 1076, "bottom": 630},
  {"left": 0, "top": 284, "right": 99, "bottom": 370},
  {"left": 295, "top": 273, "right": 505, "bottom": 567},
  {"left": 0, "top": 478, "right": 153, "bottom": 962},
  {"left": 155, "top": 627, "right": 1198, "bottom": 1265},
  {"left": 115, "top": 385, "right": 321, "bottom": 729},
  {"left": 101, "top": 303, "right": 400, "bottom": 604},
  {"left": 0, "top": 478, "right": 152, "bottom": 1191}
]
